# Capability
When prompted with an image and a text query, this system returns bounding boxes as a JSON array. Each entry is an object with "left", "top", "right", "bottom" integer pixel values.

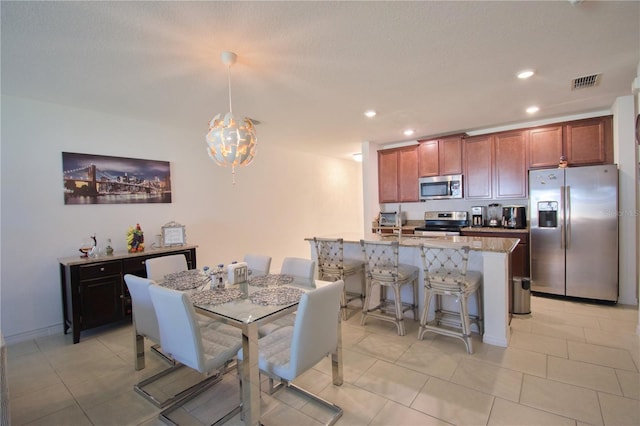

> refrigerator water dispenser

[{"left": 537, "top": 201, "right": 558, "bottom": 228}]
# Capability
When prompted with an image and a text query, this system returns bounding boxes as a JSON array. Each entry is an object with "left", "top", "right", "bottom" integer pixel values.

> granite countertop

[
  {"left": 307, "top": 233, "right": 519, "bottom": 254},
  {"left": 461, "top": 226, "right": 529, "bottom": 233}
]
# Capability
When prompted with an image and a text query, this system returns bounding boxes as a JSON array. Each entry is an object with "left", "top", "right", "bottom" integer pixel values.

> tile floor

[{"left": 5, "top": 295, "right": 640, "bottom": 426}]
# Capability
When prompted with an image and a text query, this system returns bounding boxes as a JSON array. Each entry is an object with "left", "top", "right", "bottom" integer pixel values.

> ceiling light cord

[{"left": 227, "top": 64, "right": 233, "bottom": 114}]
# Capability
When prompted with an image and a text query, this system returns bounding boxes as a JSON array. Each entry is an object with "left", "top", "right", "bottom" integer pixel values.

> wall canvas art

[{"left": 62, "top": 152, "right": 172, "bottom": 205}]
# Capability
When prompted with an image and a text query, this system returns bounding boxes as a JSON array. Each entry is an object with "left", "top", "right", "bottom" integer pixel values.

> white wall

[
  {"left": 612, "top": 95, "right": 638, "bottom": 306},
  {"left": 0, "top": 95, "right": 363, "bottom": 343}
]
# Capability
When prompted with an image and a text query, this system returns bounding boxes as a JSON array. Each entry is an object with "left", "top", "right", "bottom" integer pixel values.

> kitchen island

[{"left": 306, "top": 233, "right": 519, "bottom": 347}]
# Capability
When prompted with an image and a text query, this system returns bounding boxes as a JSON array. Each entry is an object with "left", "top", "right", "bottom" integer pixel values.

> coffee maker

[{"left": 470, "top": 206, "right": 487, "bottom": 227}]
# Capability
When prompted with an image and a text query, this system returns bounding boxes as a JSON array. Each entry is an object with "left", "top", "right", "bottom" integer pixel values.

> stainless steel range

[{"left": 414, "top": 211, "right": 469, "bottom": 237}]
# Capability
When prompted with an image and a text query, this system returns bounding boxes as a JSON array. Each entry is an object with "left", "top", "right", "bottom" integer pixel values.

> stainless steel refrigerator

[{"left": 529, "top": 165, "right": 618, "bottom": 301}]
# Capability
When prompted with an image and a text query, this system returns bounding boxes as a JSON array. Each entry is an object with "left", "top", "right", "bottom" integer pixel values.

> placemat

[
  {"left": 160, "top": 269, "right": 209, "bottom": 291},
  {"left": 190, "top": 288, "right": 244, "bottom": 306},
  {"left": 248, "top": 273, "right": 294, "bottom": 287},
  {"left": 250, "top": 287, "right": 305, "bottom": 306}
]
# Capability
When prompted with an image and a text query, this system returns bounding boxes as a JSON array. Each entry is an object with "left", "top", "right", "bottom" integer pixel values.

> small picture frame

[{"left": 161, "top": 221, "right": 186, "bottom": 246}]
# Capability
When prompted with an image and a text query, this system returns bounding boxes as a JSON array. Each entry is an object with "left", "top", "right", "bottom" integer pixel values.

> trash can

[{"left": 512, "top": 277, "right": 531, "bottom": 314}]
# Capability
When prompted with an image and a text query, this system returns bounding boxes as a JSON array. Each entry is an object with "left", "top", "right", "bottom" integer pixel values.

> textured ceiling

[{"left": 2, "top": 1, "right": 639, "bottom": 160}]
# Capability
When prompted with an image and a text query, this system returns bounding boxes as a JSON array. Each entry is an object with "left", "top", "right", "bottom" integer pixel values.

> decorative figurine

[
  {"left": 559, "top": 155, "right": 568, "bottom": 168},
  {"left": 79, "top": 234, "right": 97, "bottom": 258},
  {"left": 105, "top": 238, "right": 114, "bottom": 256},
  {"left": 127, "top": 224, "right": 145, "bottom": 253}
]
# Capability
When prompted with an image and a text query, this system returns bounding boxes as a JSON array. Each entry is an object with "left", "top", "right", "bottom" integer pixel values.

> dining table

[{"left": 138, "top": 272, "right": 344, "bottom": 426}]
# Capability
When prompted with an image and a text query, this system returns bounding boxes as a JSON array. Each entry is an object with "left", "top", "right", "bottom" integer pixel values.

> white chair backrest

[
  {"left": 124, "top": 274, "right": 160, "bottom": 343},
  {"left": 148, "top": 284, "right": 205, "bottom": 372},
  {"left": 288, "top": 280, "right": 343, "bottom": 379},
  {"left": 281, "top": 257, "right": 316, "bottom": 281},
  {"left": 243, "top": 254, "right": 272, "bottom": 276},
  {"left": 145, "top": 254, "right": 188, "bottom": 281}
]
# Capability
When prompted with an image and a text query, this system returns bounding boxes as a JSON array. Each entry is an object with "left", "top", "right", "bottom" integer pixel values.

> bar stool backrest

[{"left": 360, "top": 240, "right": 400, "bottom": 282}]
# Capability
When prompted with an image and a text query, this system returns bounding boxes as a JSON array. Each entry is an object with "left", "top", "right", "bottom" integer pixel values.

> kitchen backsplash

[{"left": 380, "top": 198, "right": 529, "bottom": 221}]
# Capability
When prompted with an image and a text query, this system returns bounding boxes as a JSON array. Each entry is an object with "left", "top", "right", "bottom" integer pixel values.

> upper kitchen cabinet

[
  {"left": 528, "top": 116, "right": 613, "bottom": 169},
  {"left": 378, "top": 146, "right": 419, "bottom": 203},
  {"left": 565, "top": 116, "right": 613, "bottom": 166},
  {"left": 529, "top": 125, "right": 563, "bottom": 169},
  {"left": 418, "top": 135, "right": 463, "bottom": 177},
  {"left": 494, "top": 130, "right": 528, "bottom": 199},
  {"left": 464, "top": 130, "right": 527, "bottom": 200},
  {"left": 463, "top": 135, "right": 493, "bottom": 199}
]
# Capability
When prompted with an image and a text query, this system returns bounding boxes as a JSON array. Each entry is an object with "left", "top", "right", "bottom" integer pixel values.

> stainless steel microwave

[{"left": 419, "top": 174, "right": 463, "bottom": 200}]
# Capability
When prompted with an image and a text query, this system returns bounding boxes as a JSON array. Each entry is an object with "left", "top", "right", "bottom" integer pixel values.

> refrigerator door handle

[
  {"left": 566, "top": 185, "right": 571, "bottom": 248},
  {"left": 560, "top": 185, "right": 565, "bottom": 249}
]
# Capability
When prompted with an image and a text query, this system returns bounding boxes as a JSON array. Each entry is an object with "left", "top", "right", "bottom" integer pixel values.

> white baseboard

[{"left": 3, "top": 324, "right": 64, "bottom": 346}]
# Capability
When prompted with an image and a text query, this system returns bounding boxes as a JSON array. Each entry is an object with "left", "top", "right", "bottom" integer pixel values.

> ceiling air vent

[{"left": 571, "top": 74, "right": 600, "bottom": 90}]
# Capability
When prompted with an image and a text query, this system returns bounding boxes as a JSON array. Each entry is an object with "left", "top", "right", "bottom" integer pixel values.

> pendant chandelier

[{"left": 206, "top": 51, "right": 257, "bottom": 183}]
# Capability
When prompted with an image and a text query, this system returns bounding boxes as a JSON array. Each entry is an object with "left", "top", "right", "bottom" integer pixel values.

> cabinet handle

[
  {"left": 120, "top": 295, "right": 124, "bottom": 299},
  {"left": 100, "top": 267, "right": 105, "bottom": 272},
  {"left": 141, "top": 260, "right": 145, "bottom": 265}
]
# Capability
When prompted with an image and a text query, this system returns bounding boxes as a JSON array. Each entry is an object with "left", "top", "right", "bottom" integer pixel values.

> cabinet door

[
  {"left": 397, "top": 147, "right": 419, "bottom": 202},
  {"left": 494, "top": 131, "right": 528, "bottom": 199},
  {"left": 464, "top": 135, "right": 493, "bottom": 199},
  {"left": 439, "top": 136, "right": 463, "bottom": 175},
  {"left": 529, "top": 126, "right": 563, "bottom": 169},
  {"left": 378, "top": 150, "right": 398, "bottom": 203},
  {"left": 79, "top": 276, "right": 123, "bottom": 328},
  {"left": 418, "top": 140, "right": 439, "bottom": 177},
  {"left": 565, "top": 118, "right": 606, "bottom": 165}
]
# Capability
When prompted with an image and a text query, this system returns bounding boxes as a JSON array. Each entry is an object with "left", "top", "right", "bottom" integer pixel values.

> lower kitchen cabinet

[
  {"left": 460, "top": 230, "right": 529, "bottom": 278},
  {"left": 59, "top": 245, "right": 197, "bottom": 343}
]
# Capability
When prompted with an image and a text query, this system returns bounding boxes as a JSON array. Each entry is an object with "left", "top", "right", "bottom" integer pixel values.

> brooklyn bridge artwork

[{"left": 62, "top": 152, "right": 172, "bottom": 205}]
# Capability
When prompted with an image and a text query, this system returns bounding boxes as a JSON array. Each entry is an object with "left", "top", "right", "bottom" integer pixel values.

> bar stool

[
  {"left": 314, "top": 237, "right": 366, "bottom": 320},
  {"left": 419, "top": 242, "right": 483, "bottom": 354},
  {"left": 359, "top": 240, "right": 419, "bottom": 336}
]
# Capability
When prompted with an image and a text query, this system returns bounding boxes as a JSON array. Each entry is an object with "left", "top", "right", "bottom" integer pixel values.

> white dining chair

[
  {"left": 237, "top": 280, "right": 344, "bottom": 426},
  {"left": 281, "top": 257, "right": 316, "bottom": 282},
  {"left": 124, "top": 274, "right": 183, "bottom": 407},
  {"left": 243, "top": 253, "right": 271, "bottom": 277},
  {"left": 145, "top": 253, "right": 188, "bottom": 281},
  {"left": 148, "top": 284, "right": 242, "bottom": 424},
  {"left": 258, "top": 256, "right": 316, "bottom": 336}
]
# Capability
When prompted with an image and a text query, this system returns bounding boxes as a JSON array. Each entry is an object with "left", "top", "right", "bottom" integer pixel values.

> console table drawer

[
  {"left": 79, "top": 262, "right": 122, "bottom": 280},
  {"left": 122, "top": 257, "right": 149, "bottom": 273}
]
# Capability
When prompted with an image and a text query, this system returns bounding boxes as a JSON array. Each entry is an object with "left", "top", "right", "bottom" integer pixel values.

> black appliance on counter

[
  {"left": 502, "top": 206, "right": 527, "bottom": 229},
  {"left": 414, "top": 211, "right": 469, "bottom": 236}
]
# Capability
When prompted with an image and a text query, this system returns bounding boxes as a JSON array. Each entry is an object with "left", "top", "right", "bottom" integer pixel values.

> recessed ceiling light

[
  {"left": 526, "top": 106, "right": 539, "bottom": 114},
  {"left": 364, "top": 110, "right": 377, "bottom": 118},
  {"left": 403, "top": 129, "right": 415, "bottom": 136},
  {"left": 352, "top": 153, "right": 363, "bottom": 162},
  {"left": 517, "top": 70, "right": 535, "bottom": 79}
]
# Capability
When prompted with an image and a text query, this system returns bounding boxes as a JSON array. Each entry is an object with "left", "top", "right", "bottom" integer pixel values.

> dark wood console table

[{"left": 58, "top": 245, "right": 197, "bottom": 343}]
